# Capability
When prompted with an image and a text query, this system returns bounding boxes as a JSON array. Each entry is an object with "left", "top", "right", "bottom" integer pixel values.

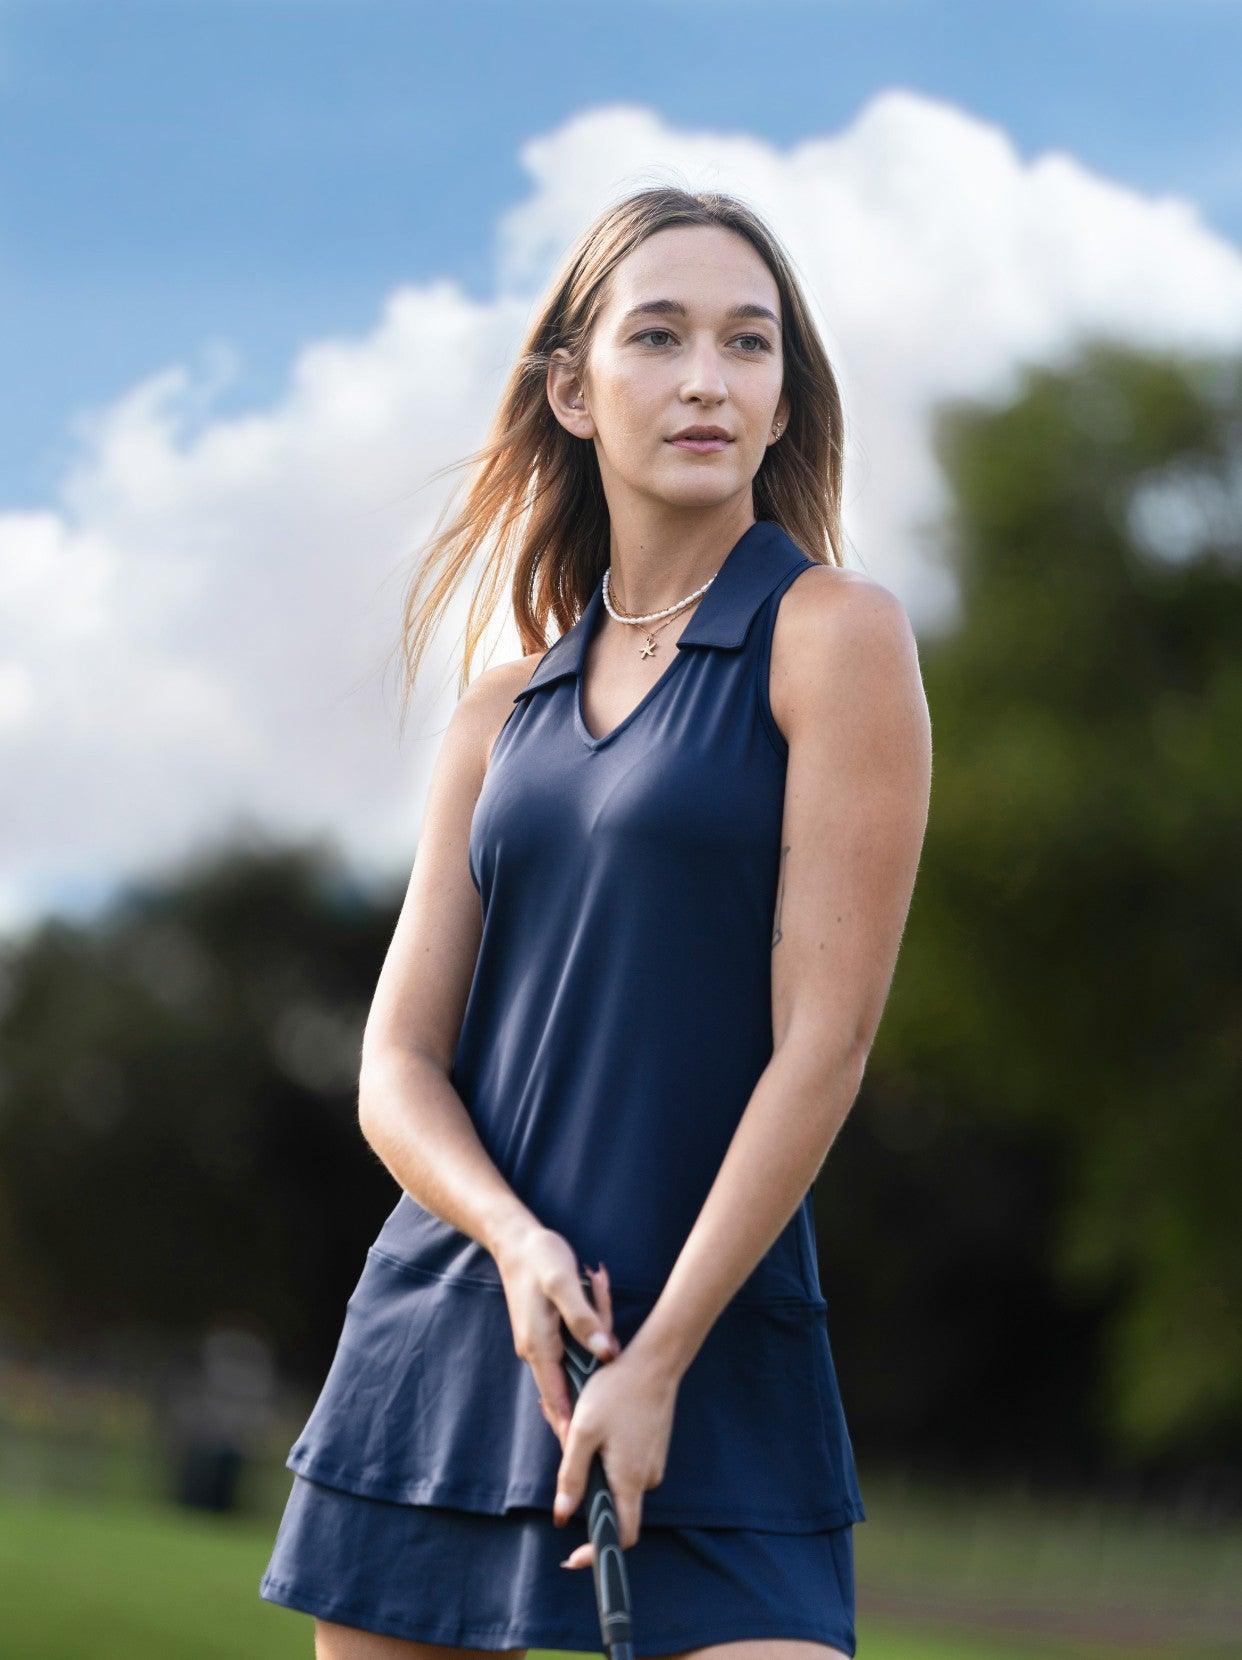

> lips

[{"left": 668, "top": 427, "right": 734, "bottom": 452}]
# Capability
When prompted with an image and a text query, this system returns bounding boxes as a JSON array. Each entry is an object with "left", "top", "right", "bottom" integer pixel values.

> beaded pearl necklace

[{"left": 601, "top": 566, "right": 717, "bottom": 659}]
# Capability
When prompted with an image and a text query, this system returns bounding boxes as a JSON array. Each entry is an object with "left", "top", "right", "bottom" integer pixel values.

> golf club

[{"left": 559, "top": 1269, "right": 635, "bottom": 1660}]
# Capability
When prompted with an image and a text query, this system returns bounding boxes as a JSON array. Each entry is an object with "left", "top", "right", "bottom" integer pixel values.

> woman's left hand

[{"left": 541, "top": 1276, "right": 681, "bottom": 1568}]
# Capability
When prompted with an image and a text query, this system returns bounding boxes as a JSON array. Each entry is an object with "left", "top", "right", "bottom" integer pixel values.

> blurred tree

[
  {"left": 870, "top": 340, "right": 1241, "bottom": 1460},
  {"left": 0, "top": 829, "right": 402, "bottom": 1377}
]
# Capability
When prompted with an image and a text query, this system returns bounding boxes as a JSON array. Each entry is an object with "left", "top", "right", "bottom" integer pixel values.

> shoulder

[
  {"left": 450, "top": 650, "right": 547, "bottom": 774},
  {"left": 459, "top": 650, "right": 546, "bottom": 715},
  {"left": 415, "top": 650, "right": 547, "bottom": 846},
  {"left": 769, "top": 564, "right": 929, "bottom": 748},
  {"left": 776, "top": 562, "right": 914, "bottom": 650}
]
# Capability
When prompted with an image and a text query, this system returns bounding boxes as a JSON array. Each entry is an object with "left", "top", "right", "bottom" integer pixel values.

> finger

[
  {"left": 619, "top": 1501, "right": 643, "bottom": 1551},
  {"left": 603, "top": 1456, "right": 642, "bottom": 1551},
  {"left": 530, "top": 1360, "right": 573, "bottom": 1437},
  {"left": 553, "top": 1422, "right": 596, "bottom": 1525},
  {"left": 539, "top": 1399, "right": 566, "bottom": 1445},
  {"left": 560, "top": 1270, "right": 618, "bottom": 1361},
  {"left": 559, "top": 1542, "right": 593, "bottom": 1569},
  {"left": 585, "top": 1261, "right": 619, "bottom": 1354},
  {"left": 586, "top": 1260, "right": 617, "bottom": 1348}
]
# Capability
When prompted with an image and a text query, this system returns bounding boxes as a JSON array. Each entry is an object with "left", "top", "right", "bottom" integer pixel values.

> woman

[{"left": 260, "top": 186, "right": 932, "bottom": 1660}]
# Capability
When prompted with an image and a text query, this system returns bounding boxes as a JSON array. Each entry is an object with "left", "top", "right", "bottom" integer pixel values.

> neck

[{"left": 604, "top": 501, "right": 756, "bottom": 614}]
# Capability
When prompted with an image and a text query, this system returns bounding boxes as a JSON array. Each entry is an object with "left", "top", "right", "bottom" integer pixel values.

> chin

[{"left": 663, "top": 480, "right": 742, "bottom": 511}]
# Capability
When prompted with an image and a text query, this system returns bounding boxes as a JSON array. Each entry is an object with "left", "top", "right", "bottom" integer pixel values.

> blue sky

[
  {"left": 2, "top": 0, "right": 1240, "bottom": 932},
  {"left": 3, "top": 0, "right": 1239, "bottom": 505}
]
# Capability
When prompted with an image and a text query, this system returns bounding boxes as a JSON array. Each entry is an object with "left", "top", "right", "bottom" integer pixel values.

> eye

[{"left": 632, "top": 327, "right": 773, "bottom": 353}]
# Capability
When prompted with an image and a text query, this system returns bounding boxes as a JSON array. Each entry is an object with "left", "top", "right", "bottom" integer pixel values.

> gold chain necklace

[{"left": 601, "top": 566, "right": 717, "bottom": 658}]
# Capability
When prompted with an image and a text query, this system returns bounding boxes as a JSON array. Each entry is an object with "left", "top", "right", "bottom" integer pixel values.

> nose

[{"left": 678, "top": 336, "right": 730, "bottom": 403}]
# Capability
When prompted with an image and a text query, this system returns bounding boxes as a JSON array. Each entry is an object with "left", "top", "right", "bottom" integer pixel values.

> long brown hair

[{"left": 391, "top": 185, "right": 850, "bottom": 731}]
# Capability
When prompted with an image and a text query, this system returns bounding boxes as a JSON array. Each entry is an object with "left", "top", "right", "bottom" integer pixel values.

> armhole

[{"left": 755, "top": 561, "right": 815, "bottom": 761}]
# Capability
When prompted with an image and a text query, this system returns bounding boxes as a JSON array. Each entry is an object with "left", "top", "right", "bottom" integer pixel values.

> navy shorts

[{"left": 260, "top": 1472, "right": 857, "bottom": 1656}]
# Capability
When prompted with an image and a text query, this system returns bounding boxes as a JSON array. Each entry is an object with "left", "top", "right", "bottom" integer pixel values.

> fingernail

[
  {"left": 554, "top": 1492, "right": 570, "bottom": 1518},
  {"left": 559, "top": 1558, "right": 573, "bottom": 1569},
  {"left": 588, "top": 1331, "right": 611, "bottom": 1357}
]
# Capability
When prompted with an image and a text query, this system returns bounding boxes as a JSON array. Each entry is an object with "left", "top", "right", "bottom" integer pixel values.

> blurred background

[{"left": 2, "top": 2, "right": 1240, "bottom": 1656}]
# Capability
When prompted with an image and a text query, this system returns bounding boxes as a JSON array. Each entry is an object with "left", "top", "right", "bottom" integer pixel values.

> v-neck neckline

[
  {"left": 511, "top": 521, "right": 793, "bottom": 747},
  {"left": 574, "top": 586, "right": 692, "bottom": 751}
]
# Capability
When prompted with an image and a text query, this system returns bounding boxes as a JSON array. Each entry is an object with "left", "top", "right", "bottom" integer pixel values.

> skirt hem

[
  {"left": 258, "top": 1571, "right": 858, "bottom": 1657},
  {"left": 286, "top": 1448, "right": 867, "bottom": 1533}
]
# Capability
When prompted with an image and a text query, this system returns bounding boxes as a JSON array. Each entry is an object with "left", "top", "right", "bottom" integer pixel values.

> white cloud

[{"left": 3, "top": 88, "right": 1241, "bottom": 932}]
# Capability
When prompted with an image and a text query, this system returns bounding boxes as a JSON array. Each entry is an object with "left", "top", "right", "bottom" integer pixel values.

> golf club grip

[{"left": 559, "top": 1273, "right": 635, "bottom": 1660}]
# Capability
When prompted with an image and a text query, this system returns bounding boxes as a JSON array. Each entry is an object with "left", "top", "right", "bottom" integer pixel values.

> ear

[{"left": 547, "top": 347, "right": 596, "bottom": 440}]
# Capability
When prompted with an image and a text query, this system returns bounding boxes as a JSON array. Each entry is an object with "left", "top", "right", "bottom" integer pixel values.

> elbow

[
  {"left": 356, "top": 1044, "right": 394, "bottom": 1141},
  {"left": 356, "top": 1075, "right": 380, "bottom": 1145},
  {"left": 827, "top": 1031, "right": 871, "bottom": 1096},
  {"left": 357, "top": 1038, "right": 445, "bottom": 1142},
  {"left": 778, "top": 1017, "right": 872, "bottom": 1096}
]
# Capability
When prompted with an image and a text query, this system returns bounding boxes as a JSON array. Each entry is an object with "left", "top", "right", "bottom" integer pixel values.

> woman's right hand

[{"left": 491, "top": 1222, "right": 621, "bottom": 1441}]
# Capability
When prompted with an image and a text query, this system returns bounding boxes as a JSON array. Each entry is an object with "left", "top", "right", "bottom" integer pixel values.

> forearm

[
  {"left": 358, "top": 1047, "right": 540, "bottom": 1263},
  {"left": 628, "top": 1035, "right": 867, "bottom": 1383}
]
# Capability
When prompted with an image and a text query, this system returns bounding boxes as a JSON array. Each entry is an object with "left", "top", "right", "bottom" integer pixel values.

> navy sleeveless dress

[{"left": 259, "top": 518, "right": 865, "bottom": 1655}]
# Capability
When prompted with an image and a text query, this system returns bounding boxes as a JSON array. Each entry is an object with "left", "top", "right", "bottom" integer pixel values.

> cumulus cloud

[{"left": 3, "top": 89, "right": 1240, "bottom": 932}]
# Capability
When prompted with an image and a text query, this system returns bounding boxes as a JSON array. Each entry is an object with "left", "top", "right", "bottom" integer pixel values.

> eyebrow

[{"left": 617, "top": 299, "right": 782, "bottom": 332}]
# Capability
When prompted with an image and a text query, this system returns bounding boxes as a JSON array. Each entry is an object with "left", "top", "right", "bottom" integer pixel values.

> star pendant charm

[{"left": 639, "top": 634, "right": 658, "bottom": 659}]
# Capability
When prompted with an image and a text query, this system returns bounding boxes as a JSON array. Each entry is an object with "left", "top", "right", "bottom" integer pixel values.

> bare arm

[
  {"left": 357, "top": 654, "right": 622, "bottom": 1431},
  {"left": 357, "top": 658, "right": 540, "bottom": 1261},
  {"left": 627, "top": 569, "right": 933, "bottom": 1382}
]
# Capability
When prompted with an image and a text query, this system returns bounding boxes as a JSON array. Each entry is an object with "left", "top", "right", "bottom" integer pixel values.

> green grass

[
  {"left": 1, "top": 1485, "right": 1239, "bottom": 1659},
  {"left": 1, "top": 1491, "right": 305, "bottom": 1660}
]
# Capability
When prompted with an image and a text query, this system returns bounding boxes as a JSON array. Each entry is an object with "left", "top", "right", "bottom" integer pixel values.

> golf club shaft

[{"left": 560, "top": 1271, "right": 635, "bottom": 1660}]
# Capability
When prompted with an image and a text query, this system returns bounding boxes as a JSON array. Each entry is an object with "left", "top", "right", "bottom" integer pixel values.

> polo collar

[{"left": 512, "top": 519, "right": 808, "bottom": 702}]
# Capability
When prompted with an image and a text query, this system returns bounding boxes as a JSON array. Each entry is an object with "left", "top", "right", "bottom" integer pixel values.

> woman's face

[{"left": 551, "top": 224, "right": 789, "bottom": 514}]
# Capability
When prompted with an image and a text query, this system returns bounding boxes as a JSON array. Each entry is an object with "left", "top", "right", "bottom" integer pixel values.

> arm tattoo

[{"left": 771, "top": 843, "right": 790, "bottom": 947}]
